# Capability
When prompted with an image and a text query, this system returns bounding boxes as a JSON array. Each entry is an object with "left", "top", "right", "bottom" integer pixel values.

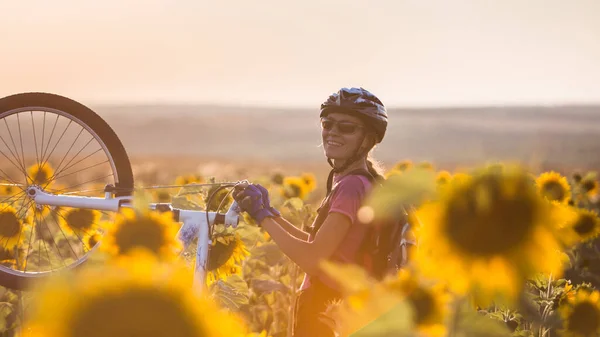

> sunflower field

[{"left": 0, "top": 159, "right": 599, "bottom": 337}]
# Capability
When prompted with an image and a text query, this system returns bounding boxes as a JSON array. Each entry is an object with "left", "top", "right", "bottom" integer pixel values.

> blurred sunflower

[
  {"left": 23, "top": 251, "right": 247, "bottom": 337},
  {"left": 205, "top": 185, "right": 233, "bottom": 212},
  {"left": 435, "top": 171, "right": 452, "bottom": 186},
  {"left": 558, "top": 289, "right": 600, "bottom": 337},
  {"left": 280, "top": 176, "right": 309, "bottom": 200},
  {"left": 175, "top": 174, "right": 205, "bottom": 186},
  {"left": 570, "top": 208, "right": 600, "bottom": 243},
  {"left": 84, "top": 229, "right": 102, "bottom": 249},
  {"left": 0, "top": 183, "right": 18, "bottom": 197},
  {"left": 413, "top": 165, "right": 564, "bottom": 305},
  {"left": 0, "top": 203, "right": 26, "bottom": 249},
  {"left": 536, "top": 171, "right": 571, "bottom": 204},
  {"left": 383, "top": 270, "right": 449, "bottom": 336},
  {"left": 101, "top": 208, "right": 182, "bottom": 260},
  {"left": 57, "top": 208, "right": 102, "bottom": 238},
  {"left": 27, "top": 163, "right": 54, "bottom": 187},
  {"left": 271, "top": 172, "right": 284, "bottom": 185},
  {"left": 152, "top": 190, "right": 171, "bottom": 203},
  {"left": 581, "top": 177, "right": 598, "bottom": 197},
  {"left": 301, "top": 172, "right": 317, "bottom": 192},
  {"left": 417, "top": 161, "right": 434, "bottom": 171},
  {"left": 206, "top": 234, "right": 249, "bottom": 285},
  {"left": 393, "top": 160, "right": 413, "bottom": 172}
]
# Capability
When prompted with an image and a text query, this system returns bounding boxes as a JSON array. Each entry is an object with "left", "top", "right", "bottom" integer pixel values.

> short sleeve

[{"left": 328, "top": 176, "right": 369, "bottom": 225}]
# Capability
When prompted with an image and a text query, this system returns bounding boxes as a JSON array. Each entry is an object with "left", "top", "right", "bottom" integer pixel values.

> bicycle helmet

[
  {"left": 320, "top": 87, "right": 388, "bottom": 192},
  {"left": 320, "top": 87, "right": 388, "bottom": 143}
]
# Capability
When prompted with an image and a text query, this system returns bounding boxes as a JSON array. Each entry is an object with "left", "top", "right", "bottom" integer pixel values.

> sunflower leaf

[
  {"left": 454, "top": 301, "right": 512, "bottom": 337},
  {"left": 251, "top": 278, "right": 291, "bottom": 295},
  {"left": 209, "top": 275, "right": 250, "bottom": 310}
]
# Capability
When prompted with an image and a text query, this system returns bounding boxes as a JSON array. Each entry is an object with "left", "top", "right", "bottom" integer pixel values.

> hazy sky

[{"left": 1, "top": 0, "right": 599, "bottom": 107}]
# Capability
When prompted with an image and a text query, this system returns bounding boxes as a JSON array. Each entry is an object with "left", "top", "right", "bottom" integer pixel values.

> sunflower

[
  {"left": 301, "top": 172, "right": 317, "bottom": 192},
  {"left": 271, "top": 172, "right": 284, "bottom": 185},
  {"left": 205, "top": 185, "right": 233, "bottom": 212},
  {"left": 0, "top": 183, "right": 18, "bottom": 197},
  {"left": 413, "top": 165, "right": 564, "bottom": 306},
  {"left": 206, "top": 234, "right": 249, "bottom": 285},
  {"left": 100, "top": 208, "right": 182, "bottom": 260},
  {"left": 27, "top": 163, "right": 55, "bottom": 187},
  {"left": 152, "top": 190, "right": 172, "bottom": 203},
  {"left": 581, "top": 177, "right": 599, "bottom": 197},
  {"left": 570, "top": 208, "right": 600, "bottom": 243},
  {"left": 0, "top": 203, "right": 26, "bottom": 249},
  {"left": 84, "top": 229, "right": 103, "bottom": 249},
  {"left": 435, "top": 171, "right": 452, "bottom": 186},
  {"left": 417, "top": 161, "right": 434, "bottom": 171},
  {"left": 23, "top": 251, "right": 248, "bottom": 337},
  {"left": 175, "top": 174, "right": 205, "bottom": 186},
  {"left": 384, "top": 270, "right": 449, "bottom": 336},
  {"left": 558, "top": 289, "right": 600, "bottom": 337},
  {"left": 57, "top": 208, "right": 102, "bottom": 238},
  {"left": 319, "top": 262, "right": 448, "bottom": 336},
  {"left": 536, "top": 171, "right": 571, "bottom": 204},
  {"left": 393, "top": 160, "right": 413, "bottom": 172},
  {"left": 280, "top": 176, "right": 309, "bottom": 200}
]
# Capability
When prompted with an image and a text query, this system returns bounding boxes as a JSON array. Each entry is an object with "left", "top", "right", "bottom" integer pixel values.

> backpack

[{"left": 309, "top": 169, "right": 417, "bottom": 281}]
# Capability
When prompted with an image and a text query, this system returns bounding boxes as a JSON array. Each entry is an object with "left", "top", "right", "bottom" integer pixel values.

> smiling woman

[{"left": 231, "top": 87, "right": 390, "bottom": 337}]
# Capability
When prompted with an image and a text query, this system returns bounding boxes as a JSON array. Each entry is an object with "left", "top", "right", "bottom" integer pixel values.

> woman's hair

[{"left": 366, "top": 151, "right": 386, "bottom": 181}]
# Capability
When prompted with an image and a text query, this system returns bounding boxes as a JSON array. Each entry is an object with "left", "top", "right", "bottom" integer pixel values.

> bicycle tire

[{"left": 0, "top": 92, "right": 134, "bottom": 290}]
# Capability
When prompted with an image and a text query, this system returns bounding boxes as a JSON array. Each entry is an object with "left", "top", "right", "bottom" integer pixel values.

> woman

[{"left": 233, "top": 87, "right": 388, "bottom": 337}]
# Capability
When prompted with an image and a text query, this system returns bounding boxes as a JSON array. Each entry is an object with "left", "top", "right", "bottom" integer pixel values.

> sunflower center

[
  {"left": 567, "top": 301, "right": 600, "bottom": 336},
  {"left": 33, "top": 168, "right": 51, "bottom": 185},
  {"left": 408, "top": 288, "right": 435, "bottom": 326},
  {"left": 67, "top": 288, "right": 205, "bottom": 337},
  {"left": 541, "top": 181, "right": 566, "bottom": 202},
  {"left": 573, "top": 214, "right": 597, "bottom": 236},
  {"left": 582, "top": 180, "right": 597, "bottom": 193},
  {"left": 444, "top": 174, "right": 537, "bottom": 256},
  {"left": 0, "top": 211, "right": 21, "bottom": 238},
  {"left": 207, "top": 237, "right": 237, "bottom": 270},
  {"left": 65, "top": 209, "right": 96, "bottom": 232},
  {"left": 285, "top": 183, "right": 303, "bottom": 199},
  {"left": 114, "top": 217, "right": 166, "bottom": 255}
]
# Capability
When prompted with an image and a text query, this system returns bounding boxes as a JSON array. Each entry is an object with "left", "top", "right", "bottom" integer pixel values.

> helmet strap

[{"left": 325, "top": 136, "right": 369, "bottom": 194}]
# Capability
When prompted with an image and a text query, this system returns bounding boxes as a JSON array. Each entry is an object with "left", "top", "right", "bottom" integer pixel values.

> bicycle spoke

[
  {"left": 0, "top": 133, "right": 28, "bottom": 177},
  {"left": 52, "top": 211, "right": 91, "bottom": 254},
  {"left": 54, "top": 173, "right": 115, "bottom": 194},
  {"left": 39, "top": 119, "right": 72, "bottom": 173},
  {"left": 40, "top": 213, "right": 67, "bottom": 269},
  {"left": 44, "top": 136, "right": 97, "bottom": 185},
  {"left": 31, "top": 112, "right": 41, "bottom": 168},
  {"left": 16, "top": 114, "right": 27, "bottom": 183},
  {"left": 51, "top": 147, "right": 103, "bottom": 182},
  {"left": 3, "top": 118, "right": 26, "bottom": 175},
  {"left": 49, "top": 126, "right": 85, "bottom": 181},
  {"left": 53, "top": 160, "right": 110, "bottom": 181},
  {"left": 39, "top": 115, "right": 59, "bottom": 168}
]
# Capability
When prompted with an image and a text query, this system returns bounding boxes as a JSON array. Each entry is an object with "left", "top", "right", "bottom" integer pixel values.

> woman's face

[{"left": 321, "top": 112, "right": 369, "bottom": 161}]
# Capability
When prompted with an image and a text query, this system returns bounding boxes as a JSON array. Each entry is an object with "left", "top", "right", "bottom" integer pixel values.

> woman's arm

[
  {"left": 272, "top": 217, "right": 310, "bottom": 241},
  {"left": 259, "top": 212, "right": 352, "bottom": 275}
]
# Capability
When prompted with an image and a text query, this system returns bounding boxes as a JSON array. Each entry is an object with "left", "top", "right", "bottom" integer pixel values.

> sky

[{"left": 1, "top": 0, "right": 599, "bottom": 108}]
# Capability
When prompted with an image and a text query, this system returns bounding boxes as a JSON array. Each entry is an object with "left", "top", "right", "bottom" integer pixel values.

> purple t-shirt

[{"left": 300, "top": 173, "right": 373, "bottom": 291}]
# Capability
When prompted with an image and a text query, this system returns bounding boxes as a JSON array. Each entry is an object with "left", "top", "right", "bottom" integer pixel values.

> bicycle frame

[{"left": 25, "top": 185, "right": 242, "bottom": 293}]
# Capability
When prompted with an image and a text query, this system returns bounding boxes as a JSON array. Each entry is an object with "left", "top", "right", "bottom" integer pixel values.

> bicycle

[{"left": 0, "top": 92, "right": 247, "bottom": 291}]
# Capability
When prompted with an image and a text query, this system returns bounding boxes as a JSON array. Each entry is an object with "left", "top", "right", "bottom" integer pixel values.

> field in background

[{"left": 94, "top": 104, "right": 600, "bottom": 187}]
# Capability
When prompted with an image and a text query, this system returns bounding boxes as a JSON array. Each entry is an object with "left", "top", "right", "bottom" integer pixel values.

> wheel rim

[{"left": 0, "top": 106, "right": 125, "bottom": 278}]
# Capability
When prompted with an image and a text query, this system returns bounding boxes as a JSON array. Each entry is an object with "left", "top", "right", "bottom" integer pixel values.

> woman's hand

[{"left": 233, "top": 183, "right": 280, "bottom": 225}]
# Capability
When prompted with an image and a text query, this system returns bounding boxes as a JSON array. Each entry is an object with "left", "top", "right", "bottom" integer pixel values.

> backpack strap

[{"left": 309, "top": 169, "right": 375, "bottom": 236}]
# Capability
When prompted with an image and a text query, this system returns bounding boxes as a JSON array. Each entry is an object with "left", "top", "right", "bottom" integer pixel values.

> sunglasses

[{"left": 320, "top": 118, "right": 364, "bottom": 135}]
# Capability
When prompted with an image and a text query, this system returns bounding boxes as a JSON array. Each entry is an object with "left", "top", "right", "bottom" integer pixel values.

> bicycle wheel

[{"left": 0, "top": 92, "right": 134, "bottom": 290}]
